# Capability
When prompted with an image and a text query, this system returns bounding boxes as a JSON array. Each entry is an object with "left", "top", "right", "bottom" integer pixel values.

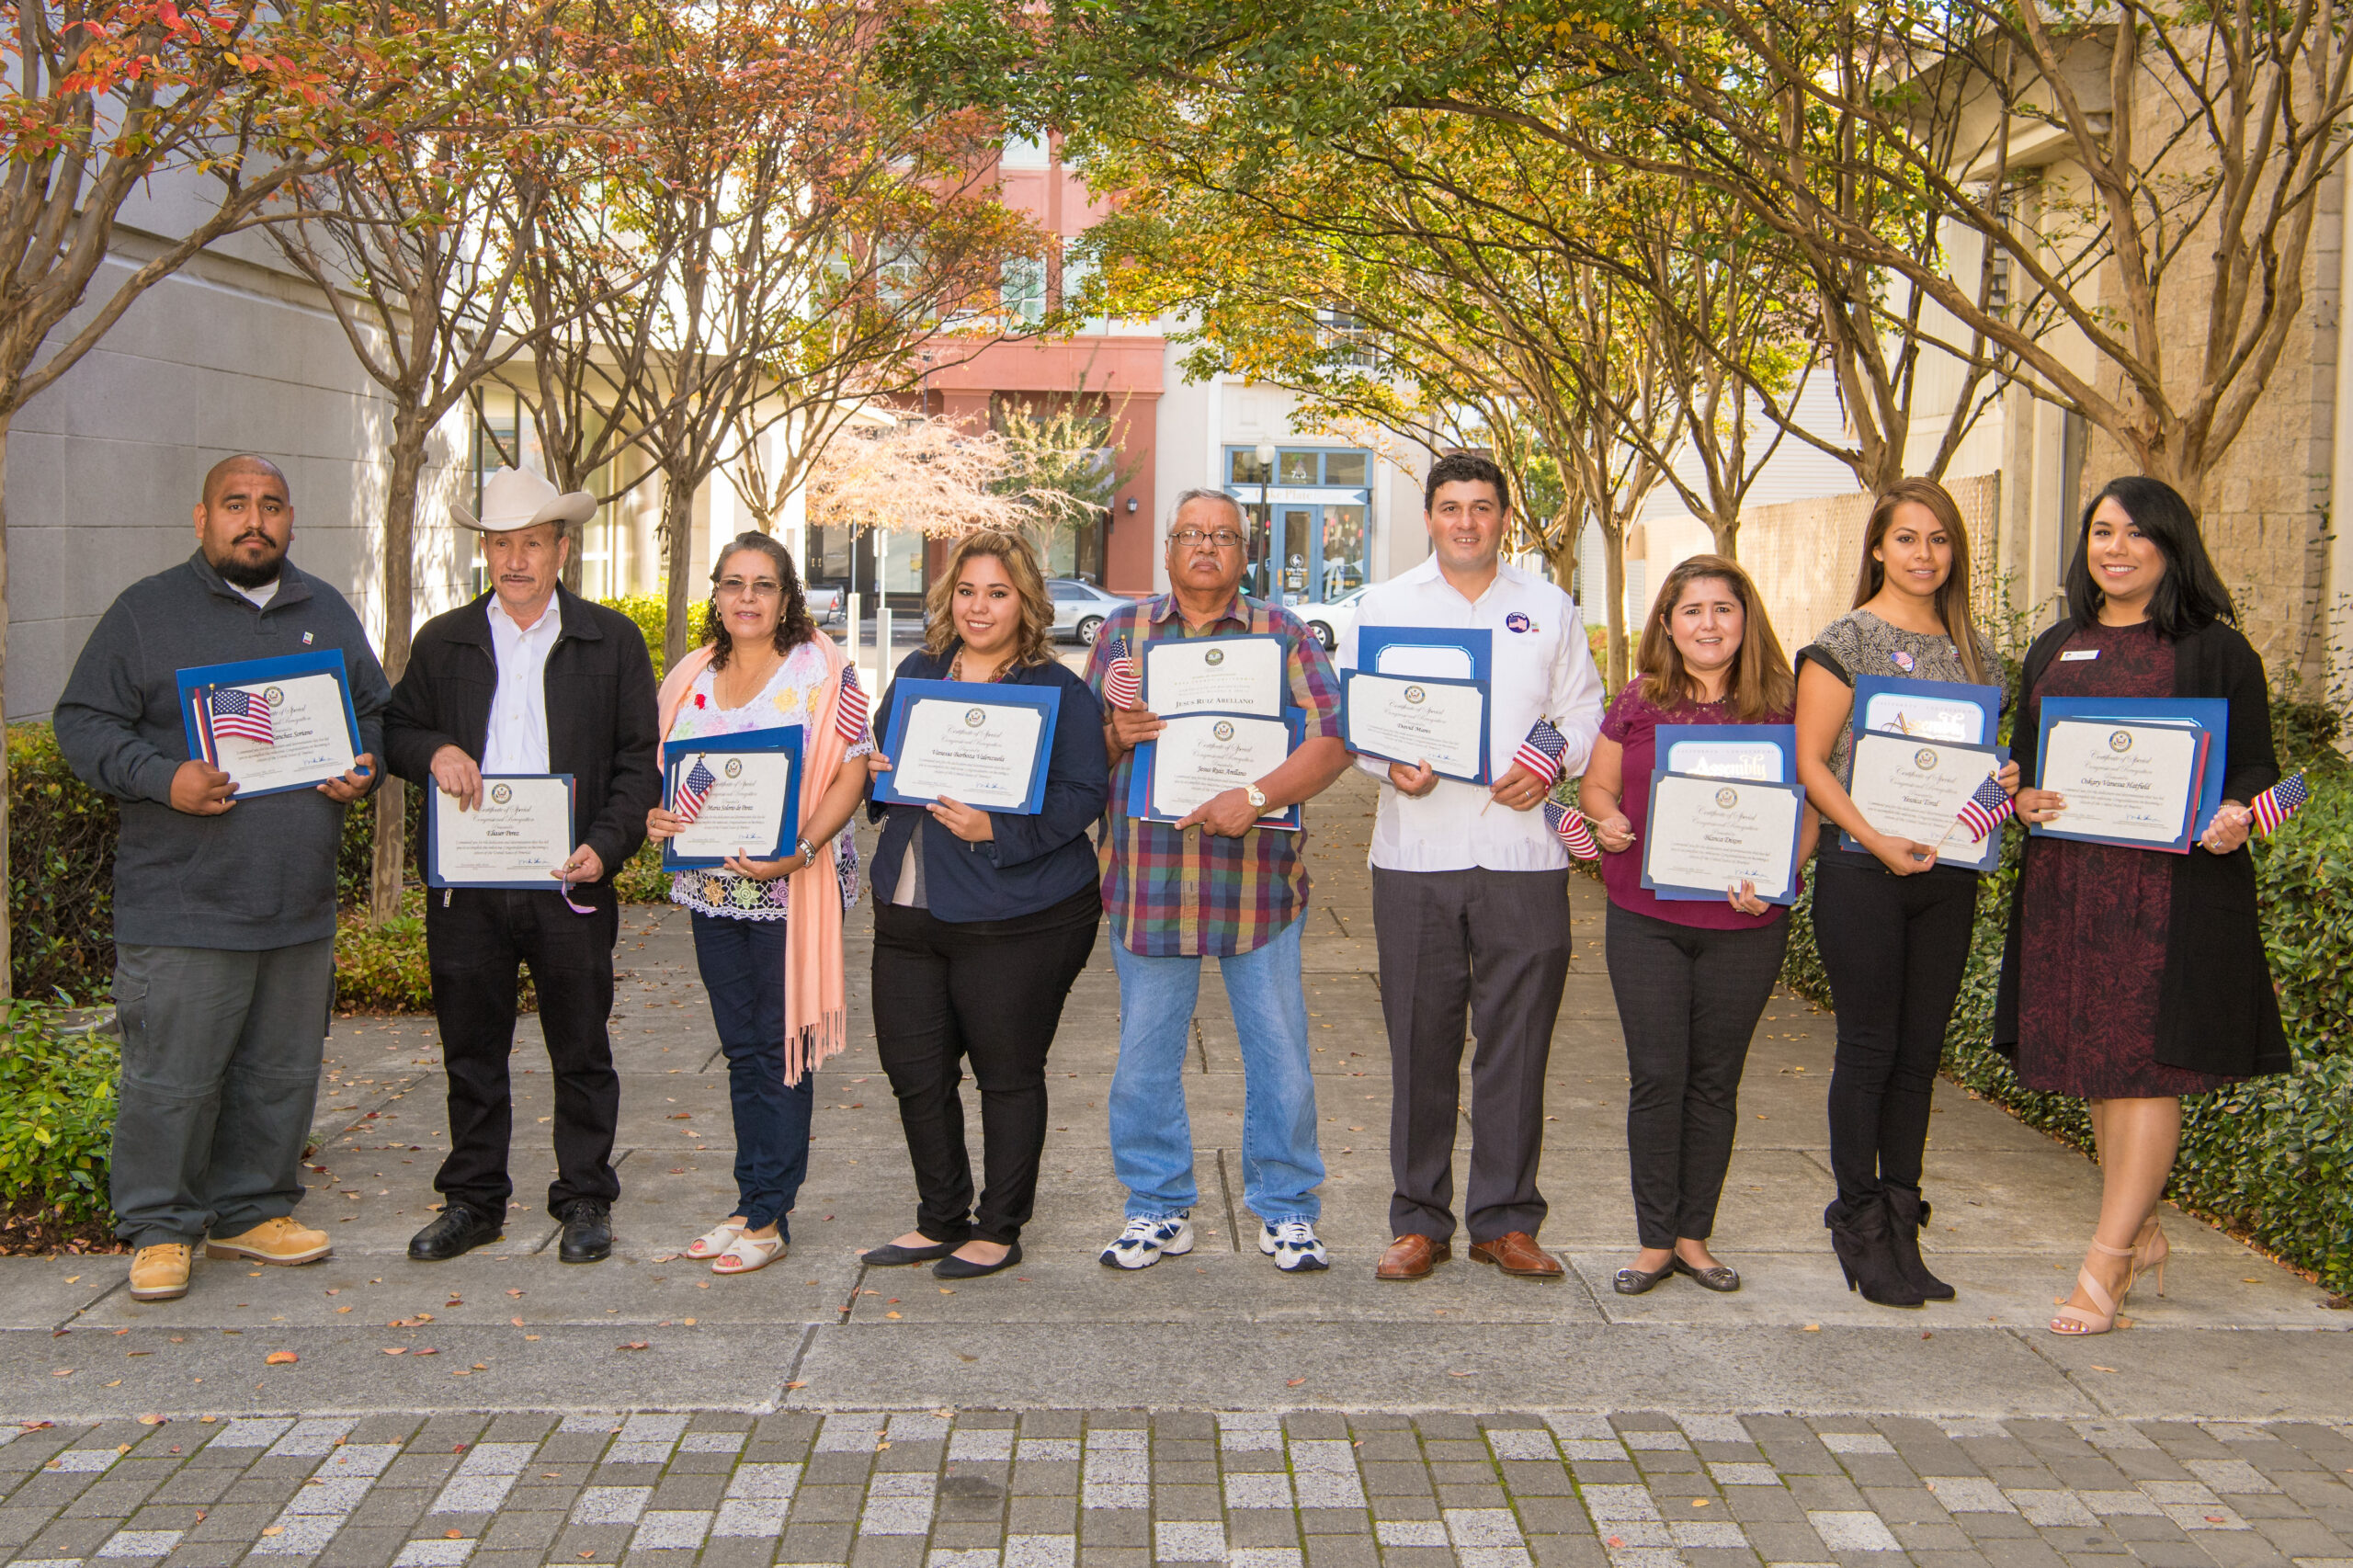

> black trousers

[
  {"left": 1604, "top": 903, "right": 1789, "bottom": 1248},
  {"left": 425, "top": 885, "right": 621, "bottom": 1220},
  {"left": 1372, "top": 866, "right": 1573, "bottom": 1244},
  {"left": 1811, "top": 859, "right": 1979, "bottom": 1205},
  {"left": 871, "top": 889, "right": 1100, "bottom": 1245}
]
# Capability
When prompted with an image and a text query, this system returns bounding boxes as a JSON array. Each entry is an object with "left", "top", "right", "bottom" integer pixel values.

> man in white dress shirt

[
  {"left": 383, "top": 469, "right": 661, "bottom": 1266},
  {"left": 1339, "top": 452, "right": 1605, "bottom": 1282}
]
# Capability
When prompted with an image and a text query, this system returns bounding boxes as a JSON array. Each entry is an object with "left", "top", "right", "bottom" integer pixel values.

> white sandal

[
  {"left": 711, "top": 1232, "right": 788, "bottom": 1275},
  {"left": 686, "top": 1221, "right": 745, "bottom": 1259}
]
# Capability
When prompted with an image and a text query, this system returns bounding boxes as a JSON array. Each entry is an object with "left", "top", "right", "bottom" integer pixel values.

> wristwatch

[{"left": 1245, "top": 782, "right": 1267, "bottom": 812}]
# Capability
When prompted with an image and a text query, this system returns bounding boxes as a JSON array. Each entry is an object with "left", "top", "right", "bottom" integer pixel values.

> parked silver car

[{"left": 1048, "top": 577, "right": 1136, "bottom": 644}]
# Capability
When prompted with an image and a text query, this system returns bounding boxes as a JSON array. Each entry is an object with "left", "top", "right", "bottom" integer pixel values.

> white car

[
  {"left": 804, "top": 586, "right": 845, "bottom": 626},
  {"left": 1299, "top": 585, "right": 1370, "bottom": 653},
  {"left": 1047, "top": 577, "right": 1136, "bottom": 644}
]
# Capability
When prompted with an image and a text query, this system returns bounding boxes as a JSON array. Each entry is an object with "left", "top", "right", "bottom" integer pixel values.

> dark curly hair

[{"left": 702, "top": 531, "right": 815, "bottom": 669}]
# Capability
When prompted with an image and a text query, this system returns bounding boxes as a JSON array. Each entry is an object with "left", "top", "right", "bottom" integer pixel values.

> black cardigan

[{"left": 1992, "top": 616, "right": 2289, "bottom": 1077}]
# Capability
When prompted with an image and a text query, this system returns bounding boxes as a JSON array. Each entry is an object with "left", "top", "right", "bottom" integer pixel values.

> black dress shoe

[
  {"left": 933, "top": 1240, "right": 1021, "bottom": 1279},
  {"left": 408, "top": 1203, "right": 503, "bottom": 1262},
  {"left": 862, "top": 1239, "right": 961, "bottom": 1267},
  {"left": 558, "top": 1199, "right": 612, "bottom": 1264},
  {"left": 1672, "top": 1256, "right": 1741, "bottom": 1292}
]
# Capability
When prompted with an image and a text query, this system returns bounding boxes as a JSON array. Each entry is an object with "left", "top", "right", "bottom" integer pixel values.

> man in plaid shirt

[{"left": 1085, "top": 489, "right": 1352, "bottom": 1273}]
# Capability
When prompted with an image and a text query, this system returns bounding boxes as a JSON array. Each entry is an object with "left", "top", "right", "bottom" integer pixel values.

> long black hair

[
  {"left": 702, "top": 531, "right": 815, "bottom": 669},
  {"left": 2063, "top": 476, "right": 2236, "bottom": 637}
]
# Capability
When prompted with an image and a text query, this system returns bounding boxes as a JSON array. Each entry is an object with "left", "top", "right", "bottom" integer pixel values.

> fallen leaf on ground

[
  {"left": 262, "top": 1528, "right": 284, "bottom": 1537},
  {"left": 1287, "top": 1378, "right": 1305, "bottom": 1387},
  {"left": 511, "top": 1317, "right": 524, "bottom": 1327},
  {"left": 444, "top": 1530, "right": 463, "bottom": 1540},
  {"left": 2091, "top": 1365, "right": 2118, "bottom": 1373},
  {"left": 137, "top": 1416, "right": 165, "bottom": 1426},
  {"left": 266, "top": 1351, "right": 298, "bottom": 1366},
  {"left": 415, "top": 1347, "right": 438, "bottom": 1357},
  {"left": 104, "top": 1380, "right": 121, "bottom": 1388},
  {"left": 619, "top": 1341, "right": 649, "bottom": 1351},
  {"left": 1802, "top": 1324, "right": 1820, "bottom": 1332},
  {"left": 382, "top": 1347, "right": 406, "bottom": 1356},
  {"left": 785, "top": 1380, "right": 806, "bottom": 1389}
]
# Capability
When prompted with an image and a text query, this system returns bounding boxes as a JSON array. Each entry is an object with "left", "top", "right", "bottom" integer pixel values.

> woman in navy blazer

[{"left": 858, "top": 529, "right": 1109, "bottom": 1279}]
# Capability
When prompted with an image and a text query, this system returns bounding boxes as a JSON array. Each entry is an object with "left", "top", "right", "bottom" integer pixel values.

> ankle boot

[
  {"left": 1881, "top": 1185, "right": 1955, "bottom": 1301},
  {"left": 1824, "top": 1196, "right": 1925, "bottom": 1308}
]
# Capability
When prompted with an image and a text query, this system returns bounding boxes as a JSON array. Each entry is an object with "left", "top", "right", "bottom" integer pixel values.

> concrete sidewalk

[{"left": 3, "top": 772, "right": 2347, "bottom": 1422}]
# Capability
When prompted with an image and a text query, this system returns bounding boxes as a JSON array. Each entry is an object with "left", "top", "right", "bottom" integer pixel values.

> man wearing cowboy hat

[{"left": 384, "top": 467, "right": 661, "bottom": 1265}]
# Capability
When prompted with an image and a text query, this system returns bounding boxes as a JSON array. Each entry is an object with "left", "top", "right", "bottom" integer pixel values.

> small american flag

[
  {"left": 672, "top": 759, "right": 718, "bottom": 825},
  {"left": 209, "top": 687, "right": 273, "bottom": 746},
  {"left": 1104, "top": 635, "right": 1141, "bottom": 710},
  {"left": 834, "top": 665, "right": 870, "bottom": 745},
  {"left": 2249, "top": 770, "right": 2310, "bottom": 835},
  {"left": 1543, "top": 800, "right": 1599, "bottom": 860},
  {"left": 1957, "top": 772, "right": 2015, "bottom": 842},
  {"left": 1511, "top": 718, "right": 1570, "bottom": 785}
]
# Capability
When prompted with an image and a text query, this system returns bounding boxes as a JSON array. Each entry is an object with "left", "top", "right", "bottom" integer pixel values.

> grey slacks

[
  {"left": 1372, "top": 866, "right": 1573, "bottom": 1243},
  {"left": 109, "top": 938, "right": 334, "bottom": 1247}
]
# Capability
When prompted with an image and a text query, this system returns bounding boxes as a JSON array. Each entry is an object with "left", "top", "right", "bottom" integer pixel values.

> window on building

[
  {"left": 1278, "top": 449, "right": 1320, "bottom": 485},
  {"left": 1317, "top": 307, "right": 1380, "bottom": 369},
  {"left": 1001, "top": 256, "right": 1047, "bottom": 325},
  {"left": 999, "top": 132, "right": 1051, "bottom": 170},
  {"left": 1230, "top": 449, "right": 1273, "bottom": 486},
  {"left": 1324, "top": 451, "right": 1368, "bottom": 486}
]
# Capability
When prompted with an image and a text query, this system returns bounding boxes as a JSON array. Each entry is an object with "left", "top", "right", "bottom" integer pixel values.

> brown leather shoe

[
  {"left": 1469, "top": 1232, "right": 1564, "bottom": 1278},
  {"left": 1375, "top": 1234, "right": 1450, "bottom": 1280}
]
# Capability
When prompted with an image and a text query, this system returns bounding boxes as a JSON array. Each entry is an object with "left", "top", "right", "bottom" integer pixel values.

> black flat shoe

[
  {"left": 558, "top": 1199, "right": 612, "bottom": 1264},
  {"left": 408, "top": 1203, "right": 503, "bottom": 1262},
  {"left": 1613, "top": 1262, "right": 1674, "bottom": 1295},
  {"left": 862, "top": 1240, "right": 961, "bottom": 1267},
  {"left": 933, "top": 1241, "right": 1021, "bottom": 1279},
  {"left": 1672, "top": 1256, "right": 1741, "bottom": 1292}
]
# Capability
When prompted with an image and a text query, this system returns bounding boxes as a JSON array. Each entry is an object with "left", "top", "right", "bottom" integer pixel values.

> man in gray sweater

[{"left": 56, "top": 455, "right": 389, "bottom": 1302}]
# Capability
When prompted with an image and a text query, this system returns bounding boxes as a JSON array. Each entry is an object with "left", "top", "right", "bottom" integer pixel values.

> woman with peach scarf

[{"left": 645, "top": 532, "right": 872, "bottom": 1276}]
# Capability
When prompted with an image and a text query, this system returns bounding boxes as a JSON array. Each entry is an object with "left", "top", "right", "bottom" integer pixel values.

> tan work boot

[
  {"left": 129, "top": 1244, "right": 191, "bottom": 1301},
  {"left": 204, "top": 1216, "right": 331, "bottom": 1266}
]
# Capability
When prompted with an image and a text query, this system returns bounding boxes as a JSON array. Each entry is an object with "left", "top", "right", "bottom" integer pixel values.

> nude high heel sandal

[
  {"left": 2131, "top": 1216, "right": 2169, "bottom": 1297},
  {"left": 2051, "top": 1238, "right": 2135, "bottom": 1335}
]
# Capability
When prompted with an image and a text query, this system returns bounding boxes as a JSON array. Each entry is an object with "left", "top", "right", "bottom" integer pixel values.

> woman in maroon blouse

[{"left": 1581, "top": 556, "right": 1817, "bottom": 1295}]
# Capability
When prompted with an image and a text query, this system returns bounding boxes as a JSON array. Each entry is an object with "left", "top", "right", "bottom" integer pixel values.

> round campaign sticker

[
  {"left": 723, "top": 758, "right": 743, "bottom": 778},
  {"left": 1506, "top": 611, "right": 1532, "bottom": 633},
  {"left": 964, "top": 708, "right": 987, "bottom": 727},
  {"left": 1915, "top": 748, "right": 1938, "bottom": 770},
  {"left": 490, "top": 783, "right": 512, "bottom": 805},
  {"left": 263, "top": 686, "right": 285, "bottom": 707},
  {"left": 2109, "top": 730, "right": 2133, "bottom": 753},
  {"left": 1715, "top": 787, "right": 1738, "bottom": 809},
  {"left": 1213, "top": 721, "right": 1235, "bottom": 742},
  {"left": 1404, "top": 686, "right": 1427, "bottom": 704},
  {"left": 1889, "top": 650, "right": 1915, "bottom": 672},
  {"left": 1206, "top": 647, "right": 1225, "bottom": 666}
]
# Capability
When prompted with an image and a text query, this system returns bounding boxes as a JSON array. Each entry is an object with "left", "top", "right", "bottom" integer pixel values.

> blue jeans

[
  {"left": 1107, "top": 915, "right": 1323, "bottom": 1223},
  {"left": 689, "top": 912, "right": 814, "bottom": 1233}
]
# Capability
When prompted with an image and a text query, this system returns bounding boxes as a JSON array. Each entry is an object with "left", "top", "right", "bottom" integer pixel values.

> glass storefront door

[{"left": 1279, "top": 508, "right": 1314, "bottom": 598}]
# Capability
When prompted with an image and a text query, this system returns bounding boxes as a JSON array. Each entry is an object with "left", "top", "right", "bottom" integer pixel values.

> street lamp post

[{"left": 1255, "top": 439, "right": 1278, "bottom": 603}]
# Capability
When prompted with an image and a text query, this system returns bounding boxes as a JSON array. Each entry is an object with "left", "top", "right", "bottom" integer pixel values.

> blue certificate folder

[
  {"left": 1848, "top": 675, "right": 2002, "bottom": 747},
  {"left": 1641, "top": 774, "right": 1809, "bottom": 905},
  {"left": 660, "top": 725, "right": 803, "bottom": 870},
  {"left": 2031, "top": 697, "right": 2227, "bottom": 852},
  {"left": 1355, "top": 626, "right": 1491, "bottom": 683},
  {"left": 1654, "top": 724, "right": 1797, "bottom": 783},
  {"left": 871, "top": 679, "right": 1060, "bottom": 814},
  {"left": 1127, "top": 709, "right": 1308, "bottom": 830},
  {"left": 425, "top": 774, "right": 575, "bottom": 890},
  {"left": 175, "top": 650, "right": 363, "bottom": 799}
]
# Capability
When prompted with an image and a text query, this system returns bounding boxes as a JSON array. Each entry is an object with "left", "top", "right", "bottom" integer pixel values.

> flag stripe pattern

[
  {"left": 834, "top": 665, "right": 870, "bottom": 745},
  {"left": 1543, "top": 801, "right": 1599, "bottom": 860},
  {"left": 1957, "top": 772, "right": 2015, "bottom": 842},
  {"left": 2250, "top": 770, "right": 2310, "bottom": 835},
  {"left": 1104, "top": 635, "right": 1142, "bottom": 710},
  {"left": 673, "top": 760, "right": 718, "bottom": 825},
  {"left": 1512, "top": 719, "right": 1570, "bottom": 785},
  {"left": 209, "top": 687, "right": 273, "bottom": 746}
]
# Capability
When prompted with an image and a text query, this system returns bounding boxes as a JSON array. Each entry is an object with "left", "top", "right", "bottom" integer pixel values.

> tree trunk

[
  {"left": 1601, "top": 524, "right": 1629, "bottom": 690},
  {"left": 370, "top": 422, "right": 428, "bottom": 927},
  {"left": 661, "top": 469, "right": 696, "bottom": 670},
  {"left": 1707, "top": 514, "right": 1739, "bottom": 558},
  {"left": 0, "top": 419, "right": 13, "bottom": 1001}
]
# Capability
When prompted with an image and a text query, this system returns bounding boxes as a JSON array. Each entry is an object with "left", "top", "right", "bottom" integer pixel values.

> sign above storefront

[{"left": 1228, "top": 486, "right": 1370, "bottom": 506}]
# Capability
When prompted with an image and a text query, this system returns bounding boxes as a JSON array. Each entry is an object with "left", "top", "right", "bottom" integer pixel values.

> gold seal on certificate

[
  {"left": 1142, "top": 636, "right": 1284, "bottom": 718},
  {"left": 1643, "top": 776, "right": 1803, "bottom": 903},
  {"left": 431, "top": 776, "right": 573, "bottom": 886},
  {"left": 1342, "top": 670, "right": 1486, "bottom": 780},
  {"left": 891, "top": 698, "right": 1047, "bottom": 810},
  {"left": 200, "top": 673, "right": 358, "bottom": 793},
  {"left": 1148, "top": 713, "right": 1293, "bottom": 819},
  {"left": 668, "top": 749, "right": 800, "bottom": 860},
  {"left": 2038, "top": 720, "right": 2201, "bottom": 846},
  {"left": 1845, "top": 733, "right": 2003, "bottom": 871}
]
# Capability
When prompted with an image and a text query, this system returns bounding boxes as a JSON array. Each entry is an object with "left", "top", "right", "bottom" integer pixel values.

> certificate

[
  {"left": 660, "top": 727, "right": 803, "bottom": 870},
  {"left": 873, "top": 680, "right": 1060, "bottom": 814},
  {"left": 1642, "top": 775, "right": 1807, "bottom": 905},
  {"left": 1142, "top": 635, "right": 1285, "bottom": 718},
  {"left": 2034, "top": 719, "right": 2203, "bottom": 850},
  {"left": 1341, "top": 670, "right": 1489, "bottom": 782},
  {"left": 1841, "top": 734, "right": 2006, "bottom": 872},
  {"left": 176, "top": 651, "right": 363, "bottom": 799},
  {"left": 1658, "top": 724, "right": 1795, "bottom": 782},
  {"left": 1143, "top": 713, "right": 1295, "bottom": 822},
  {"left": 427, "top": 775, "right": 573, "bottom": 889}
]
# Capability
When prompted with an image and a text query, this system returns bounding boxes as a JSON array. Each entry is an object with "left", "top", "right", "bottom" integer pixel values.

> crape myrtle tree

[{"left": 0, "top": 0, "right": 464, "bottom": 990}]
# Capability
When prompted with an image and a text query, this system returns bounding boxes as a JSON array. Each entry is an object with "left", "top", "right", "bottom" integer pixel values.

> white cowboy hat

[{"left": 451, "top": 467, "right": 597, "bottom": 533}]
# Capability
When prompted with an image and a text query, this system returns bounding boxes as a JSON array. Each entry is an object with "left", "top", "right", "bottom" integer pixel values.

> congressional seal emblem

[
  {"left": 2109, "top": 730, "right": 2133, "bottom": 754},
  {"left": 723, "top": 758, "right": 744, "bottom": 778},
  {"left": 1205, "top": 647, "right": 1225, "bottom": 666},
  {"left": 490, "top": 783, "right": 512, "bottom": 806},
  {"left": 964, "top": 708, "right": 987, "bottom": 728},
  {"left": 1915, "top": 748, "right": 1938, "bottom": 771},
  {"left": 1715, "top": 787, "right": 1737, "bottom": 809},
  {"left": 1213, "top": 721, "right": 1235, "bottom": 742},
  {"left": 1404, "top": 686, "right": 1426, "bottom": 704}
]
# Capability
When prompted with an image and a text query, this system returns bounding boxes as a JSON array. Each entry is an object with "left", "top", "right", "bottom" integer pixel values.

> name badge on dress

[{"left": 2059, "top": 650, "right": 2100, "bottom": 662}]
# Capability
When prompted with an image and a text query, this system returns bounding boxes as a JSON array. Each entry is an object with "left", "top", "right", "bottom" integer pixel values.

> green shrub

[
  {"left": 0, "top": 1002, "right": 118, "bottom": 1228},
  {"left": 614, "top": 838, "right": 670, "bottom": 904},
  {"left": 8, "top": 724, "right": 116, "bottom": 1005},
  {"left": 333, "top": 891, "right": 534, "bottom": 1015},
  {"left": 602, "top": 594, "right": 710, "bottom": 679}
]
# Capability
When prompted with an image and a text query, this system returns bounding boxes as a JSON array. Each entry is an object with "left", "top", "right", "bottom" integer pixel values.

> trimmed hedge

[
  {"left": 603, "top": 594, "right": 710, "bottom": 679},
  {"left": 0, "top": 1002, "right": 119, "bottom": 1242}
]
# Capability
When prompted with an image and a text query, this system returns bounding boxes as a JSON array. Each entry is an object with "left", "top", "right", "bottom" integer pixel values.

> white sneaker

[
  {"left": 1259, "top": 1219, "right": 1329, "bottom": 1272},
  {"left": 1099, "top": 1212, "right": 1195, "bottom": 1270}
]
